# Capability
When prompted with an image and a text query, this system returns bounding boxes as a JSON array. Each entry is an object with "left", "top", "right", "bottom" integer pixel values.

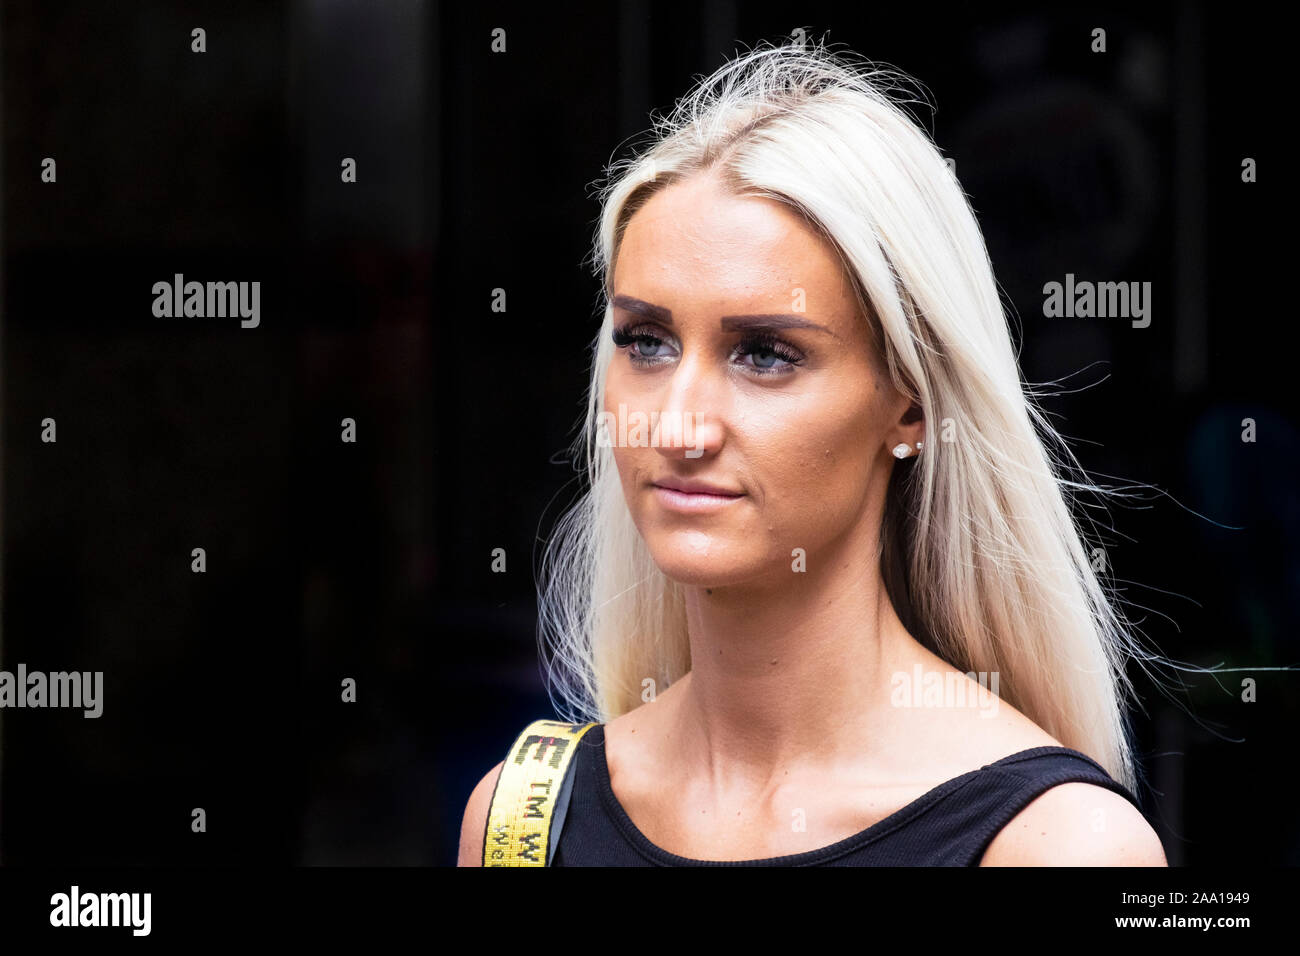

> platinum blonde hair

[{"left": 538, "top": 36, "right": 1158, "bottom": 793}]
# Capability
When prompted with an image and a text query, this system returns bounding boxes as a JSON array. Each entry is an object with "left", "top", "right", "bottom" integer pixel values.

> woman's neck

[{"left": 665, "top": 536, "right": 923, "bottom": 793}]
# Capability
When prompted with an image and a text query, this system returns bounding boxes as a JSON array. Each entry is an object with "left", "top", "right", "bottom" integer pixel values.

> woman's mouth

[{"left": 650, "top": 479, "right": 746, "bottom": 513}]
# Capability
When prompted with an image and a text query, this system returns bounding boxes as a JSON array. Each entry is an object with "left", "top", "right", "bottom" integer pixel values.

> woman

[{"left": 459, "top": 38, "right": 1167, "bottom": 866}]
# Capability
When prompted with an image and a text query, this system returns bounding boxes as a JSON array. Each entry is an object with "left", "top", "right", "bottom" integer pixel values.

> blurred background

[{"left": 0, "top": 0, "right": 1292, "bottom": 865}]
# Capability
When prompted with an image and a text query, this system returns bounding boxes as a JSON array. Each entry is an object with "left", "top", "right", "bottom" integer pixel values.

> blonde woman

[{"left": 460, "top": 38, "right": 1167, "bottom": 866}]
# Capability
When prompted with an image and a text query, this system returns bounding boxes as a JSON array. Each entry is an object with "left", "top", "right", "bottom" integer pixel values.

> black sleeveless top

[{"left": 551, "top": 724, "right": 1144, "bottom": 866}]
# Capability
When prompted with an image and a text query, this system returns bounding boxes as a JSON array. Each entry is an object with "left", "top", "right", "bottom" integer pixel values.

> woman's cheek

[
  {"left": 750, "top": 433, "right": 831, "bottom": 531},
  {"left": 612, "top": 446, "right": 649, "bottom": 515},
  {"left": 782, "top": 416, "right": 868, "bottom": 524}
]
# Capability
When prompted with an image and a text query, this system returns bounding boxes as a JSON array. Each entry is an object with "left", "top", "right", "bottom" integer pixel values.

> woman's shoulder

[
  {"left": 978, "top": 780, "right": 1167, "bottom": 866},
  {"left": 949, "top": 692, "right": 1166, "bottom": 866},
  {"left": 457, "top": 759, "right": 505, "bottom": 867},
  {"left": 902, "top": 666, "right": 1166, "bottom": 865}
]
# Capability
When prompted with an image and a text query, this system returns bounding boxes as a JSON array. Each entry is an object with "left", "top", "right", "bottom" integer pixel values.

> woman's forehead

[{"left": 616, "top": 182, "right": 855, "bottom": 315}]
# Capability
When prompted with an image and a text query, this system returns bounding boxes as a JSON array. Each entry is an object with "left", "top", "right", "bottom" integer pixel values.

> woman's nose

[{"left": 653, "top": 355, "right": 724, "bottom": 460}]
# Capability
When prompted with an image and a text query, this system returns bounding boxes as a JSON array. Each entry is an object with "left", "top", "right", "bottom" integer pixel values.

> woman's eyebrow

[
  {"left": 612, "top": 294, "right": 837, "bottom": 337},
  {"left": 720, "top": 314, "right": 836, "bottom": 337},
  {"left": 612, "top": 295, "right": 673, "bottom": 323}
]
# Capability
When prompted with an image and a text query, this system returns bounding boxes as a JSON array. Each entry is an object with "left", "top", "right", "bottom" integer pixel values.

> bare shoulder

[
  {"left": 456, "top": 760, "right": 505, "bottom": 867},
  {"left": 924, "top": 664, "right": 1166, "bottom": 865},
  {"left": 909, "top": 656, "right": 1067, "bottom": 768},
  {"left": 901, "top": 655, "right": 1164, "bottom": 865},
  {"left": 980, "top": 782, "right": 1167, "bottom": 866}
]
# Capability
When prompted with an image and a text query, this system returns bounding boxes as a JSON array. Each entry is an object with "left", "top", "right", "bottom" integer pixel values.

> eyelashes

[
  {"left": 611, "top": 324, "right": 673, "bottom": 360},
  {"left": 610, "top": 322, "right": 806, "bottom": 376},
  {"left": 734, "top": 333, "right": 805, "bottom": 374}
]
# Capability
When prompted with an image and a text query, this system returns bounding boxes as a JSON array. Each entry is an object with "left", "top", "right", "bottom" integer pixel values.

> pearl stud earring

[{"left": 892, "top": 443, "right": 911, "bottom": 459}]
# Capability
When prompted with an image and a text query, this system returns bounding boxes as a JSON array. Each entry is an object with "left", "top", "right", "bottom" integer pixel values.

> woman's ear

[{"left": 889, "top": 400, "right": 925, "bottom": 457}]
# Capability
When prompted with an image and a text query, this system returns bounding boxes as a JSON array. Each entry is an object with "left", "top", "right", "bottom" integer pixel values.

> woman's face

[{"left": 605, "top": 171, "right": 914, "bottom": 588}]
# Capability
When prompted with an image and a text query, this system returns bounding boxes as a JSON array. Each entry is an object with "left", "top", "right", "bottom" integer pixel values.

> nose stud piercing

[{"left": 892, "top": 442, "right": 922, "bottom": 459}]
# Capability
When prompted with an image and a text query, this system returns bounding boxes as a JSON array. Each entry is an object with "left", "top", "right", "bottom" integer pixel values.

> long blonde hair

[{"left": 538, "top": 36, "right": 1155, "bottom": 792}]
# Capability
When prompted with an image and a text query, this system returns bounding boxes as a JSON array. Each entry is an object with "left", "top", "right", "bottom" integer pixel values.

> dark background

[{"left": 0, "top": 0, "right": 1293, "bottom": 866}]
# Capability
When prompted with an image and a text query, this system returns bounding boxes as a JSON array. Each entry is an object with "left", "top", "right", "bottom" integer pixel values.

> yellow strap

[{"left": 483, "top": 719, "right": 598, "bottom": 866}]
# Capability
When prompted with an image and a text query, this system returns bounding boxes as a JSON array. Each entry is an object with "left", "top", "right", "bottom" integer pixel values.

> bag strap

[{"left": 482, "top": 719, "right": 598, "bottom": 866}]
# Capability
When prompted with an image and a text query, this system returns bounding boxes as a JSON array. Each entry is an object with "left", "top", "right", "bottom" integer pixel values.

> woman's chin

[{"left": 645, "top": 534, "right": 769, "bottom": 588}]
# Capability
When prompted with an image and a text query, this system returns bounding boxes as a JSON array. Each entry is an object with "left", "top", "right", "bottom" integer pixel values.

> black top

[{"left": 551, "top": 723, "right": 1145, "bottom": 866}]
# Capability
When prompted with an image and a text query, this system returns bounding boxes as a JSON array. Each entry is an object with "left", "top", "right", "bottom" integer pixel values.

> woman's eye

[
  {"left": 612, "top": 324, "right": 676, "bottom": 364},
  {"left": 744, "top": 345, "right": 784, "bottom": 369},
  {"left": 735, "top": 338, "right": 803, "bottom": 374},
  {"left": 631, "top": 335, "right": 670, "bottom": 359},
  {"left": 611, "top": 324, "right": 803, "bottom": 375}
]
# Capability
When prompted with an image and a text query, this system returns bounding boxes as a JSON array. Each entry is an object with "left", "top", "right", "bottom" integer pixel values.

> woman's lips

[{"left": 650, "top": 483, "right": 745, "bottom": 513}]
